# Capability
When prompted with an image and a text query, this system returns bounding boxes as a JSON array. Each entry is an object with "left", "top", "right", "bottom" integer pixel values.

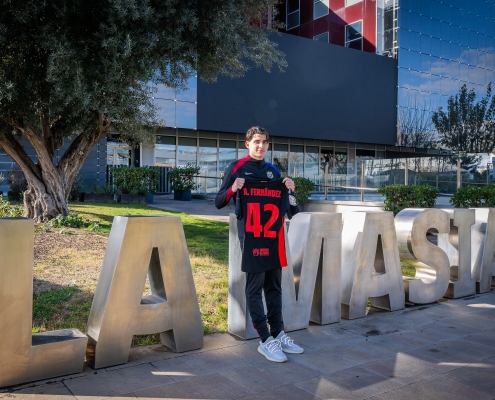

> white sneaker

[
  {"left": 276, "top": 330, "right": 304, "bottom": 354},
  {"left": 257, "top": 336, "right": 288, "bottom": 362}
]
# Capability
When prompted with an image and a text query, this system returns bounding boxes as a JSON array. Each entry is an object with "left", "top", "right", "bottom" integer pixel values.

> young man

[{"left": 215, "top": 126, "right": 304, "bottom": 363}]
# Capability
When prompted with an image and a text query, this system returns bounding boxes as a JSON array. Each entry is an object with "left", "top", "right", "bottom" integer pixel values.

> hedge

[
  {"left": 450, "top": 185, "right": 495, "bottom": 208},
  {"left": 377, "top": 184, "right": 440, "bottom": 215}
]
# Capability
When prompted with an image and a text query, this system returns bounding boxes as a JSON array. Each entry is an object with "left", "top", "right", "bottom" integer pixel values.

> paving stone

[
  {"left": 347, "top": 331, "right": 428, "bottom": 358},
  {"left": 398, "top": 321, "right": 473, "bottom": 345},
  {"left": 368, "top": 375, "right": 492, "bottom": 400},
  {"left": 338, "top": 317, "right": 404, "bottom": 337},
  {"left": 409, "top": 339, "right": 495, "bottom": 364},
  {"left": 64, "top": 363, "right": 167, "bottom": 398},
  {"left": 440, "top": 356, "right": 495, "bottom": 396},
  {"left": 287, "top": 345, "right": 378, "bottom": 374},
  {"left": 360, "top": 352, "right": 462, "bottom": 385},
  {"left": 224, "top": 340, "right": 266, "bottom": 365},
  {"left": 220, "top": 360, "right": 321, "bottom": 394},
  {"left": 462, "top": 329, "right": 495, "bottom": 350},
  {"left": 285, "top": 326, "right": 362, "bottom": 351},
  {"left": 133, "top": 374, "right": 249, "bottom": 399},
  {"left": 152, "top": 348, "right": 249, "bottom": 382},
  {"left": 294, "top": 366, "right": 403, "bottom": 399},
  {"left": 105, "top": 343, "right": 178, "bottom": 371},
  {"left": 238, "top": 383, "right": 321, "bottom": 399},
  {"left": 2, "top": 382, "right": 75, "bottom": 399},
  {"left": 440, "top": 313, "right": 495, "bottom": 332}
]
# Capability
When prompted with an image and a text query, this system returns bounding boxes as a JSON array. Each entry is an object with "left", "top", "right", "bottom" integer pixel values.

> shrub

[
  {"left": 377, "top": 184, "right": 440, "bottom": 215},
  {"left": 48, "top": 213, "right": 84, "bottom": 228},
  {"left": 110, "top": 166, "right": 160, "bottom": 195},
  {"left": 167, "top": 164, "right": 200, "bottom": 192},
  {"left": 450, "top": 185, "right": 495, "bottom": 208},
  {"left": 292, "top": 177, "right": 315, "bottom": 205},
  {"left": 0, "top": 197, "right": 24, "bottom": 217}
]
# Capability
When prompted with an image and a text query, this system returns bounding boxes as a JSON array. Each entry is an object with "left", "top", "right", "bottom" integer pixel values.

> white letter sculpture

[
  {"left": 0, "top": 218, "right": 87, "bottom": 387},
  {"left": 471, "top": 208, "right": 495, "bottom": 293},
  {"left": 341, "top": 211, "right": 405, "bottom": 319},
  {"left": 437, "top": 209, "right": 476, "bottom": 298},
  {"left": 86, "top": 216, "right": 203, "bottom": 369},
  {"left": 396, "top": 208, "right": 451, "bottom": 304},
  {"left": 228, "top": 212, "right": 342, "bottom": 339}
]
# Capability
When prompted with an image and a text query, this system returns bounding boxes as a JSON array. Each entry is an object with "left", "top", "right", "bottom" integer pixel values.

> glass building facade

[{"left": 396, "top": 0, "right": 495, "bottom": 129}]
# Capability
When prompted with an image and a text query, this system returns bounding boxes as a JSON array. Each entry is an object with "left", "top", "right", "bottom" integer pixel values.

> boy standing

[{"left": 215, "top": 126, "right": 304, "bottom": 363}]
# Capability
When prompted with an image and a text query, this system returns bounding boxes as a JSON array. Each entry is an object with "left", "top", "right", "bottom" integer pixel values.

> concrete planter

[
  {"left": 83, "top": 193, "right": 115, "bottom": 203},
  {"left": 120, "top": 194, "right": 146, "bottom": 203},
  {"left": 173, "top": 190, "right": 192, "bottom": 201}
]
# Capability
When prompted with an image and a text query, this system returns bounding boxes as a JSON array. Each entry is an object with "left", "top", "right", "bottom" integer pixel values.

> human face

[{"left": 246, "top": 133, "right": 269, "bottom": 160}]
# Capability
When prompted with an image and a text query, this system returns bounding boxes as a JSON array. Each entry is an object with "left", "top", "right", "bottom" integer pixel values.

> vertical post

[
  {"left": 360, "top": 163, "right": 365, "bottom": 202},
  {"left": 324, "top": 163, "right": 329, "bottom": 200},
  {"left": 488, "top": 164, "right": 490, "bottom": 185},
  {"left": 293, "top": 167, "right": 297, "bottom": 177},
  {"left": 436, "top": 173, "right": 439, "bottom": 189},
  {"left": 457, "top": 157, "right": 461, "bottom": 190},
  {"left": 204, "top": 170, "right": 207, "bottom": 194},
  {"left": 404, "top": 160, "right": 408, "bottom": 185}
]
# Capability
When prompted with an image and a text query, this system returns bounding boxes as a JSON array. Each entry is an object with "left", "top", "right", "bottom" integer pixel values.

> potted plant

[
  {"left": 167, "top": 164, "right": 200, "bottom": 201},
  {"left": 84, "top": 184, "right": 115, "bottom": 203},
  {"left": 111, "top": 166, "right": 160, "bottom": 203},
  {"left": 292, "top": 177, "right": 315, "bottom": 209}
]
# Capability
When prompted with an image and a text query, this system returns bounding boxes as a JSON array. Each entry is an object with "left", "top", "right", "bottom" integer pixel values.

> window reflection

[
  {"left": 219, "top": 140, "right": 237, "bottom": 177},
  {"left": 176, "top": 101, "right": 196, "bottom": 130},
  {"left": 155, "top": 136, "right": 176, "bottom": 167},
  {"left": 198, "top": 138, "right": 217, "bottom": 193},
  {"left": 305, "top": 146, "right": 319, "bottom": 181},
  {"left": 289, "top": 145, "right": 304, "bottom": 177},
  {"left": 272, "top": 143, "right": 289, "bottom": 176},
  {"left": 155, "top": 98, "right": 175, "bottom": 127},
  {"left": 177, "top": 137, "right": 197, "bottom": 166}
]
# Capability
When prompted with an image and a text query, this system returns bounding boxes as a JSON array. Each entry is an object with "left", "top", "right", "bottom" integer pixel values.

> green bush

[
  {"left": 49, "top": 213, "right": 84, "bottom": 228},
  {"left": 450, "top": 185, "right": 495, "bottom": 208},
  {"left": 167, "top": 164, "right": 200, "bottom": 191},
  {"left": 110, "top": 166, "right": 160, "bottom": 195},
  {"left": 292, "top": 177, "right": 315, "bottom": 205},
  {"left": 377, "top": 184, "right": 440, "bottom": 215},
  {"left": 0, "top": 197, "right": 24, "bottom": 217}
]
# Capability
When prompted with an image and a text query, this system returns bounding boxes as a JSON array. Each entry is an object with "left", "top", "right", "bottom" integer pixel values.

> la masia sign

[{"left": 1, "top": 209, "right": 494, "bottom": 387}]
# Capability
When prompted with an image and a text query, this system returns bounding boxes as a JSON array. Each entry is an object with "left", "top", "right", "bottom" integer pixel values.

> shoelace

[
  {"left": 265, "top": 339, "right": 282, "bottom": 353},
  {"left": 279, "top": 333, "right": 294, "bottom": 346}
]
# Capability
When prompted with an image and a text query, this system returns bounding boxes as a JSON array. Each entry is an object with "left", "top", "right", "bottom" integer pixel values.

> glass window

[
  {"left": 420, "top": 34, "right": 431, "bottom": 54},
  {"left": 409, "top": 50, "right": 421, "bottom": 71},
  {"left": 198, "top": 138, "right": 218, "bottom": 192},
  {"left": 345, "top": 0, "right": 363, "bottom": 6},
  {"left": 219, "top": 140, "right": 237, "bottom": 177},
  {"left": 287, "top": 0, "right": 300, "bottom": 29},
  {"left": 314, "top": 0, "right": 329, "bottom": 19},
  {"left": 334, "top": 148, "right": 348, "bottom": 175},
  {"left": 430, "top": 37, "right": 441, "bottom": 56},
  {"left": 314, "top": 32, "right": 329, "bottom": 42},
  {"left": 304, "top": 146, "right": 319, "bottom": 181},
  {"left": 421, "top": 53, "right": 431, "bottom": 72},
  {"left": 272, "top": 143, "right": 288, "bottom": 176},
  {"left": 177, "top": 137, "right": 197, "bottom": 166},
  {"left": 420, "top": 16, "right": 431, "bottom": 37},
  {"left": 154, "top": 84, "right": 175, "bottom": 100},
  {"left": 289, "top": 145, "right": 304, "bottom": 177},
  {"left": 345, "top": 21, "right": 363, "bottom": 50},
  {"left": 106, "top": 148, "right": 114, "bottom": 166},
  {"left": 356, "top": 149, "right": 375, "bottom": 159},
  {"left": 420, "top": 0, "right": 431, "bottom": 16},
  {"left": 155, "top": 136, "right": 176, "bottom": 167},
  {"left": 154, "top": 98, "right": 175, "bottom": 127},
  {"left": 238, "top": 142, "right": 249, "bottom": 159},
  {"left": 410, "top": 31, "right": 421, "bottom": 50},
  {"left": 440, "top": 39, "right": 450, "bottom": 59},
  {"left": 176, "top": 101, "right": 196, "bottom": 130},
  {"left": 398, "top": 48, "right": 410, "bottom": 69},
  {"left": 175, "top": 76, "right": 197, "bottom": 102}
]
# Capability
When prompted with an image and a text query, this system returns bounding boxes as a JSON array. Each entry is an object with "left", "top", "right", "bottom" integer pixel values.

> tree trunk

[{"left": 23, "top": 172, "right": 69, "bottom": 222}]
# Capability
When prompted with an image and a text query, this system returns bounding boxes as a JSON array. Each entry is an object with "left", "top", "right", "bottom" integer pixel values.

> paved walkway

[
  {"left": 2, "top": 196, "right": 494, "bottom": 399},
  {"left": 3, "top": 292, "right": 495, "bottom": 399}
]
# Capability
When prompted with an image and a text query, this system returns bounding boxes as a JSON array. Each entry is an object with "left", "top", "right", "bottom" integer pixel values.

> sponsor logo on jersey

[
  {"left": 252, "top": 248, "right": 269, "bottom": 256},
  {"left": 267, "top": 171, "right": 273, "bottom": 179},
  {"left": 253, "top": 248, "right": 259, "bottom": 256},
  {"left": 245, "top": 172, "right": 253, "bottom": 175}
]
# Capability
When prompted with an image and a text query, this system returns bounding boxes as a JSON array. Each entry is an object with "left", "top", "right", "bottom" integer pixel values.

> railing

[{"left": 106, "top": 165, "right": 173, "bottom": 194}]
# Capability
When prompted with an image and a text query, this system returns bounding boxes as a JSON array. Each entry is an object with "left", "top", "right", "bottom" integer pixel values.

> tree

[
  {"left": 0, "top": 0, "right": 286, "bottom": 222},
  {"left": 397, "top": 98, "right": 437, "bottom": 148},
  {"left": 432, "top": 83, "right": 495, "bottom": 154}
]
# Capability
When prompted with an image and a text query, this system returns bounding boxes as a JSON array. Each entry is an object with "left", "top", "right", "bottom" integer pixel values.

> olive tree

[{"left": 0, "top": 0, "right": 285, "bottom": 221}]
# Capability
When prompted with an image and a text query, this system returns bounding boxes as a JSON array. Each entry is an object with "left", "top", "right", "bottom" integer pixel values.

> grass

[
  {"left": 32, "top": 201, "right": 420, "bottom": 347},
  {"left": 32, "top": 202, "right": 229, "bottom": 346}
]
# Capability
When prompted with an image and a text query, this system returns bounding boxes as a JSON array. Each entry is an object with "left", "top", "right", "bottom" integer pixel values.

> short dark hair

[{"left": 246, "top": 126, "right": 269, "bottom": 142}]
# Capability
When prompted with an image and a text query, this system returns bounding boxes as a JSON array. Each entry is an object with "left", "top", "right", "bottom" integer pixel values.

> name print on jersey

[{"left": 243, "top": 187, "right": 282, "bottom": 198}]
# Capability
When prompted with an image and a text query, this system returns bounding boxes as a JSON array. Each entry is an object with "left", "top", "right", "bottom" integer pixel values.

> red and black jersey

[{"left": 235, "top": 179, "right": 294, "bottom": 273}]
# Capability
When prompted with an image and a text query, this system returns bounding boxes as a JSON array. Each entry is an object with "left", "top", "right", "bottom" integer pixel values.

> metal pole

[
  {"left": 457, "top": 157, "right": 461, "bottom": 189},
  {"left": 360, "top": 163, "right": 365, "bottom": 202},
  {"left": 324, "top": 163, "right": 329, "bottom": 200},
  {"left": 293, "top": 167, "right": 297, "bottom": 177},
  {"left": 404, "top": 160, "right": 408, "bottom": 185},
  {"left": 204, "top": 170, "right": 207, "bottom": 194},
  {"left": 488, "top": 164, "right": 490, "bottom": 185}
]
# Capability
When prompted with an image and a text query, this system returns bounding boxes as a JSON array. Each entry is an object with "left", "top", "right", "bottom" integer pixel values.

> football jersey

[{"left": 235, "top": 178, "right": 294, "bottom": 273}]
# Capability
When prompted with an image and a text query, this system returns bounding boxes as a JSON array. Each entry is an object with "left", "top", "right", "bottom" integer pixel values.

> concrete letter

[
  {"left": 396, "top": 208, "right": 450, "bottom": 304},
  {"left": 471, "top": 208, "right": 495, "bottom": 293},
  {"left": 86, "top": 216, "right": 203, "bottom": 369},
  {"left": 341, "top": 212, "right": 405, "bottom": 319},
  {"left": 0, "top": 219, "right": 87, "bottom": 387},
  {"left": 438, "top": 209, "right": 476, "bottom": 298}
]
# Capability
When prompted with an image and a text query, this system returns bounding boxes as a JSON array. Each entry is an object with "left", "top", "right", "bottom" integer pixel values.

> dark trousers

[{"left": 245, "top": 268, "right": 283, "bottom": 342}]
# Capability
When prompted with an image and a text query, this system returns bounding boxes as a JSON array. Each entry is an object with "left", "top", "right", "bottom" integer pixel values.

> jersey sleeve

[{"left": 215, "top": 162, "right": 236, "bottom": 209}]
